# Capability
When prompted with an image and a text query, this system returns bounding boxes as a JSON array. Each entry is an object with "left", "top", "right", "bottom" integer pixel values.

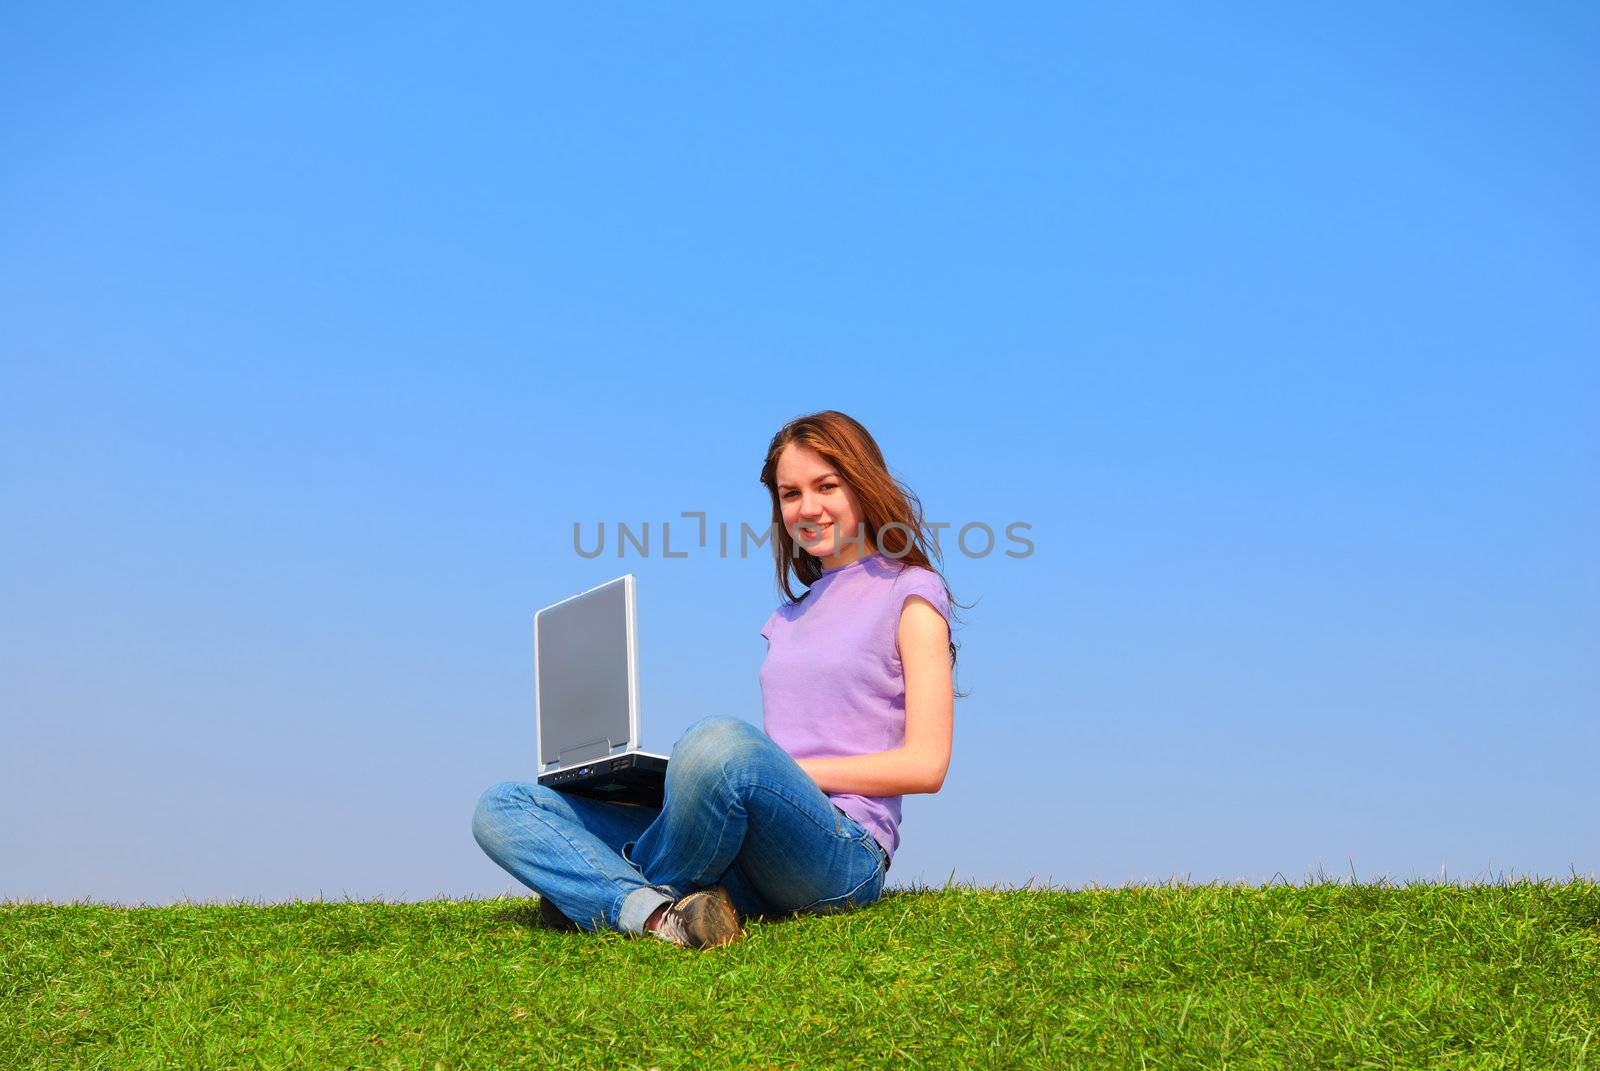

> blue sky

[{"left": 3, "top": 4, "right": 1595, "bottom": 903}]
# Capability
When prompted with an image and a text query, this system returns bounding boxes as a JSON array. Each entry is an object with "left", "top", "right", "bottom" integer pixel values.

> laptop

[{"left": 534, "top": 574, "right": 668, "bottom": 806}]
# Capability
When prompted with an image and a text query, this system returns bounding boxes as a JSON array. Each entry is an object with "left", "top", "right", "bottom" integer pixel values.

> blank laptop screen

[{"left": 535, "top": 576, "right": 635, "bottom": 768}]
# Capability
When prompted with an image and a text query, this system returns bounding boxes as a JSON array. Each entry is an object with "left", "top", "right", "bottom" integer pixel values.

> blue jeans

[{"left": 472, "top": 716, "right": 889, "bottom": 933}]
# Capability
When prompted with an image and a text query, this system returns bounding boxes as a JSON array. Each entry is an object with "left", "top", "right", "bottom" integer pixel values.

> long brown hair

[{"left": 759, "top": 410, "right": 964, "bottom": 683}]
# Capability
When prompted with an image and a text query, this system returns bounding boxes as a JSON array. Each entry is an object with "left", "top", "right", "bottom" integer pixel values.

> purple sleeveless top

[{"left": 758, "top": 552, "right": 951, "bottom": 859}]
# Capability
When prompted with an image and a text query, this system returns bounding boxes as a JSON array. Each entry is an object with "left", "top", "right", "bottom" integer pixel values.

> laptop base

[{"left": 539, "top": 752, "right": 667, "bottom": 807}]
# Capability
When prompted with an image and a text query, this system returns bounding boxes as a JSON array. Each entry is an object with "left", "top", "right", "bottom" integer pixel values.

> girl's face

[{"left": 775, "top": 443, "right": 871, "bottom": 568}]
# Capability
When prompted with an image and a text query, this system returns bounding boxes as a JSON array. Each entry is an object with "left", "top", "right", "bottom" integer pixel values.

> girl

[{"left": 472, "top": 410, "right": 958, "bottom": 948}]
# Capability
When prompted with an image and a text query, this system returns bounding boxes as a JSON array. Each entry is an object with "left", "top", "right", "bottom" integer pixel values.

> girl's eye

[{"left": 782, "top": 483, "right": 837, "bottom": 499}]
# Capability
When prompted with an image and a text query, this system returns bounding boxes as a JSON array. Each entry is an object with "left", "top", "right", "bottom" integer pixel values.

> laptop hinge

[{"left": 557, "top": 739, "right": 612, "bottom": 766}]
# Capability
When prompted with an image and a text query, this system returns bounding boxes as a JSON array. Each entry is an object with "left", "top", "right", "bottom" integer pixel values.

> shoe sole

[
  {"left": 537, "top": 897, "right": 581, "bottom": 932},
  {"left": 673, "top": 888, "right": 742, "bottom": 948}
]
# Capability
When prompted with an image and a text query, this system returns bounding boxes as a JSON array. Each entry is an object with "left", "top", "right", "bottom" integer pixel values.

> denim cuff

[{"left": 617, "top": 886, "right": 674, "bottom": 935}]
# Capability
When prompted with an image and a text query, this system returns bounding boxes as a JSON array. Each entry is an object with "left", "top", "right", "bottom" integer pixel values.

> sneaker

[
  {"left": 537, "top": 896, "right": 580, "bottom": 932},
  {"left": 650, "top": 886, "right": 741, "bottom": 949}
]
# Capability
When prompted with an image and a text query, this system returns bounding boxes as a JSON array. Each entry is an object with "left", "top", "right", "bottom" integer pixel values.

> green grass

[{"left": 5, "top": 882, "right": 1599, "bottom": 1069}]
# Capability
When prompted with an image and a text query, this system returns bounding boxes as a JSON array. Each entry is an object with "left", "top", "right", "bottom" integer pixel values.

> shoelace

[{"left": 649, "top": 911, "right": 689, "bottom": 945}]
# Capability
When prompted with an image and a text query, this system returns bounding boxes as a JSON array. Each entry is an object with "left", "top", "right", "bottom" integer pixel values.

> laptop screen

[{"left": 534, "top": 576, "right": 636, "bottom": 768}]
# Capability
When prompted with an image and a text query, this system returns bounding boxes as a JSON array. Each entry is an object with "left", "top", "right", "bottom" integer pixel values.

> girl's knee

[
  {"left": 472, "top": 781, "right": 518, "bottom": 848},
  {"left": 670, "top": 717, "right": 768, "bottom": 791},
  {"left": 675, "top": 716, "right": 762, "bottom": 763},
  {"left": 472, "top": 780, "right": 559, "bottom": 849}
]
